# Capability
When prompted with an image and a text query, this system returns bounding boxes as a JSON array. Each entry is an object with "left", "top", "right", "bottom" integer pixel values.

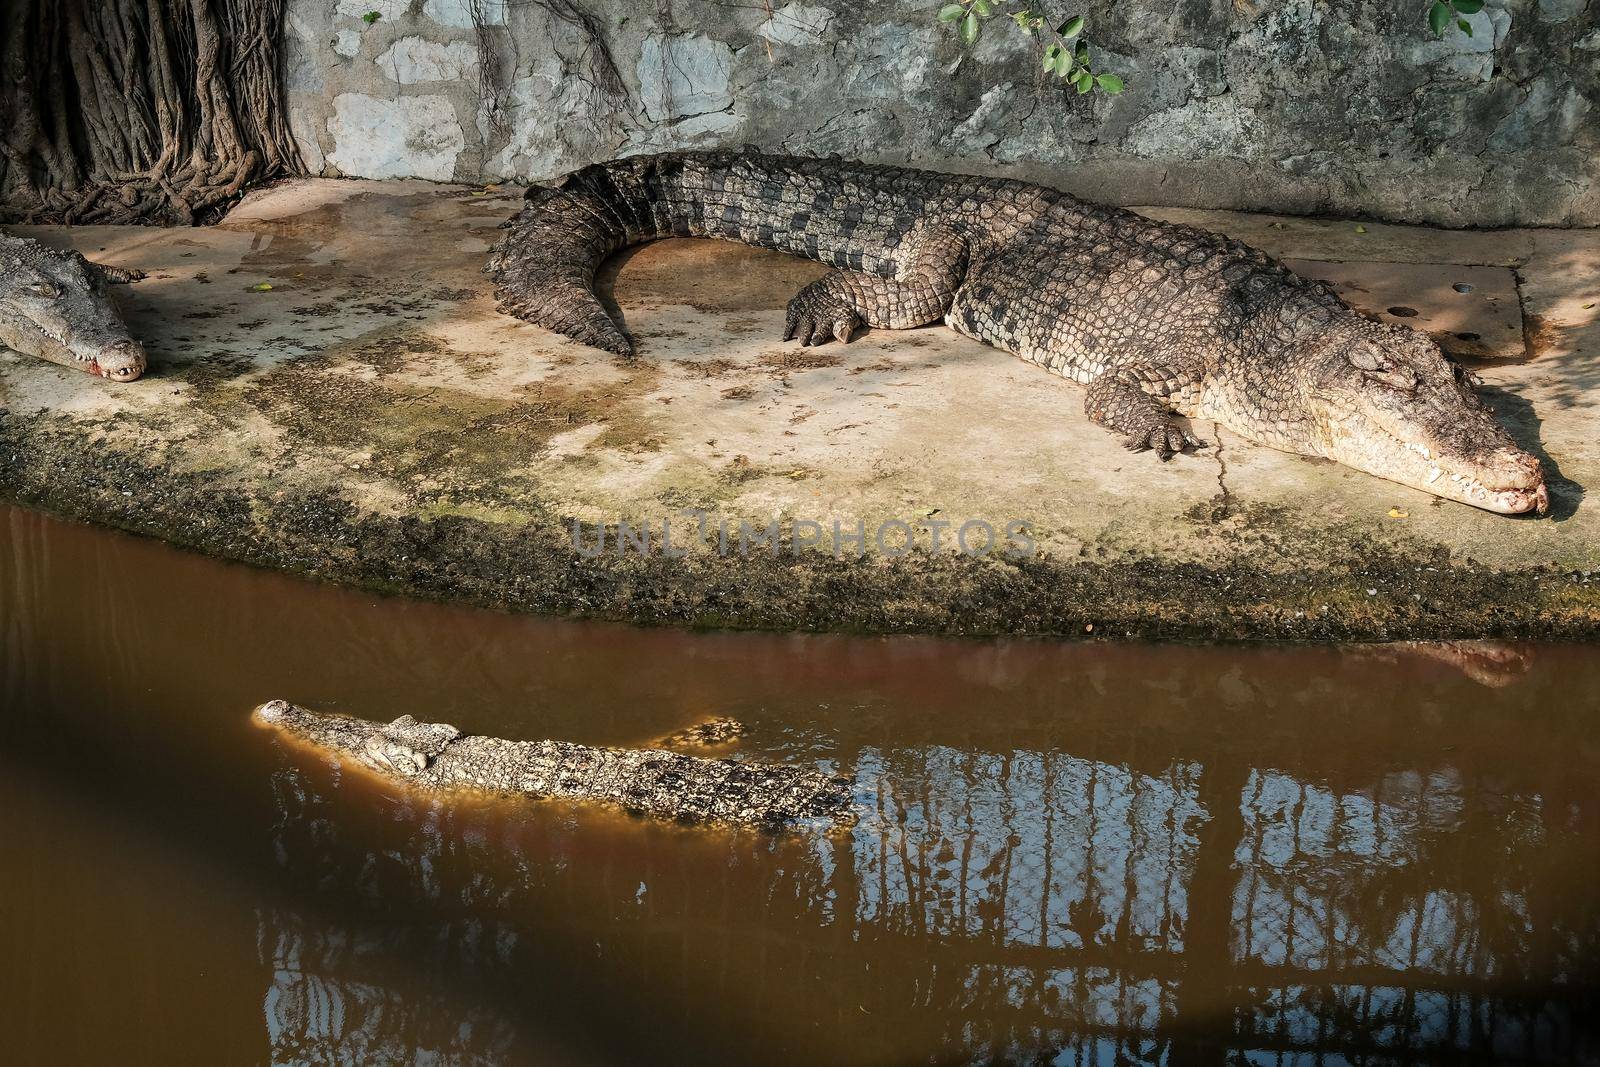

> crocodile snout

[
  {"left": 98, "top": 340, "right": 147, "bottom": 382},
  {"left": 1467, "top": 447, "right": 1548, "bottom": 515},
  {"left": 252, "top": 700, "right": 291, "bottom": 726},
  {"left": 1477, "top": 447, "right": 1543, "bottom": 489}
]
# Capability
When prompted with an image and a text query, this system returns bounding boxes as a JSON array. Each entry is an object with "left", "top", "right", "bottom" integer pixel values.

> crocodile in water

[{"left": 254, "top": 700, "right": 855, "bottom": 831}]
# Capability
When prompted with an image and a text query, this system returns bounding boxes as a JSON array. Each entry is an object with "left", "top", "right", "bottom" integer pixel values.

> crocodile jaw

[
  {"left": 254, "top": 700, "right": 458, "bottom": 780},
  {"left": 1, "top": 236, "right": 147, "bottom": 382},
  {"left": 1323, "top": 411, "right": 1548, "bottom": 516},
  {"left": 1300, "top": 322, "right": 1547, "bottom": 516},
  {"left": 253, "top": 699, "right": 385, "bottom": 763},
  {"left": 0, "top": 319, "right": 146, "bottom": 381}
]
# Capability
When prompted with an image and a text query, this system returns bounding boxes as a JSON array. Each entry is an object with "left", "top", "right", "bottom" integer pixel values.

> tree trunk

[{"left": 0, "top": 0, "right": 303, "bottom": 226}]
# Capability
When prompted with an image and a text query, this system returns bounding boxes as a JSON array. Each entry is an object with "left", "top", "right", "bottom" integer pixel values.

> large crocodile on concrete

[
  {"left": 253, "top": 700, "right": 856, "bottom": 831},
  {"left": 0, "top": 232, "right": 147, "bottom": 382},
  {"left": 488, "top": 150, "right": 1547, "bottom": 515}
]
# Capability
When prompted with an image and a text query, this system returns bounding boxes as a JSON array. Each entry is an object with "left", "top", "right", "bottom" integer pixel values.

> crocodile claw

[
  {"left": 784, "top": 282, "right": 863, "bottom": 347},
  {"left": 1124, "top": 423, "right": 1207, "bottom": 461}
]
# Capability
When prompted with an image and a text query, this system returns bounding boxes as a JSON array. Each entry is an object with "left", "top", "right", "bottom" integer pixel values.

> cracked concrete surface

[{"left": 2, "top": 178, "right": 1598, "bottom": 639}]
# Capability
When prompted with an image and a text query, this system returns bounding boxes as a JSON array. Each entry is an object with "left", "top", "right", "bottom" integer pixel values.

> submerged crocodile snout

[{"left": 252, "top": 700, "right": 290, "bottom": 726}]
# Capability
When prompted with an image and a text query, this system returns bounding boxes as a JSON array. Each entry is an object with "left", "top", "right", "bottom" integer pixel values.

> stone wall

[{"left": 282, "top": 0, "right": 1599, "bottom": 227}]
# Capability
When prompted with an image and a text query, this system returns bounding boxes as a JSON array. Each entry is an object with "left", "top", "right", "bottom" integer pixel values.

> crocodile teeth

[{"left": 1426, "top": 467, "right": 1442, "bottom": 484}]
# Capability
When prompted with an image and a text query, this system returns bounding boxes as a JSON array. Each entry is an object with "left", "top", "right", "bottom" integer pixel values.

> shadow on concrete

[
  {"left": 1515, "top": 245, "right": 1600, "bottom": 412},
  {"left": 592, "top": 242, "right": 643, "bottom": 349},
  {"left": 1482, "top": 383, "right": 1585, "bottom": 521}
]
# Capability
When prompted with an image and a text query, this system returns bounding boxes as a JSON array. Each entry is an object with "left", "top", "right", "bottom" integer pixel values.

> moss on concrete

[{"left": 5, "top": 410, "right": 1598, "bottom": 641}]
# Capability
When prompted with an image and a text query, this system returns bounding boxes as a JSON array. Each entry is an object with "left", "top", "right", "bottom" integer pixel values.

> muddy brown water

[{"left": 1, "top": 502, "right": 1596, "bottom": 1066}]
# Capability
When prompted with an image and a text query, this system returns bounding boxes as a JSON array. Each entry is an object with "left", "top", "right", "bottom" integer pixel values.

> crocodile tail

[
  {"left": 487, "top": 149, "right": 964, "bottom": 355},
  {"left": 486, "top": 166, "right": 641, "bottom": 356}
]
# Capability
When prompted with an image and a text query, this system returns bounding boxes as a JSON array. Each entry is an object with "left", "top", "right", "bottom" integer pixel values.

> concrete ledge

[{"left": 2, "top": 179, "right": 1598, "bottom": 639}]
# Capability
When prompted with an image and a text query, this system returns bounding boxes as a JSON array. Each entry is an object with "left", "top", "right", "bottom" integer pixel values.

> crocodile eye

[
  {"left": 25, "top": 281, "right": 60, "bottom": 299},
  {"left": 1364, "top": 367, "right": 1418, "bottom": 392},
  {"left": 1347, "top": 347, "right": 1383, "bottom": 372}
]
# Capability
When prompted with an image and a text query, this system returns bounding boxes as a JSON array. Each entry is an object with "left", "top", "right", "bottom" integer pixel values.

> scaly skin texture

[
  {"left": 253, "top": 701, "right": 855, "bottom": 831},
  {"left": 658, "top": 716, "right": 749, "bottom": 748},
  {"left": 0, "top": 232, "right": 146, "bottom": 381},
  {"left": 487, "top": 149, "right": 1547, "bottom": 516}
]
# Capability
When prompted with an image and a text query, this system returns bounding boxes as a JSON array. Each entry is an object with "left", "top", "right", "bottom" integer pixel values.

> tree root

[{"left": 0, "top": 0, "right": 303, "bottom": 227}]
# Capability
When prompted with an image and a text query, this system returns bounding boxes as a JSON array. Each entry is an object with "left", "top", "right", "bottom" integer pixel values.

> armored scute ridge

[
  {"left": 253, "top": 701, "right": 856, "bottom": 831},
  {"left": 488, "top": 149, "right": 1546, "bottom": 515},
  {"left": 0, "top": 232, "right": 146, "bottom": 381}
]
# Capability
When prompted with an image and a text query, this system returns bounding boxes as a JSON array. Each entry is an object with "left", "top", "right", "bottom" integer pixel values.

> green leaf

[
  {"left": 1428, "top": 1, "right": 1451, "bottom": 36},
  {"left": 971, "top": 0, "right": 994, "bottom": 16},
  {"left": 1458, "top": 18, "right": 1472, "bottom": 34},
  {"left": 961, "top": 10, "right": 980, "bottom": 44},
  {"left": 1057, "top": 14, "right": 1085, "bottom": 38},
  {"left": 937, "top": 4, "right": 966, "bottom": 23},
  {"left": 1095, "top": 73, "right": 1125, "bottom": 94},
  {"left": 1075, "top": 71, "right": 1093, "bottom": 94},
  {"left": 1075, "top": 39, "right": 1089, "bottom": 61},
  {"left": 1452, "top": 0, "right": 1484, "bottom": 12},
  {"left": 1054, "top": 51, "right": 1075, "bottom": 76},
  {"left": 361, "top": 9, "right": 380, "bottom": 24}
]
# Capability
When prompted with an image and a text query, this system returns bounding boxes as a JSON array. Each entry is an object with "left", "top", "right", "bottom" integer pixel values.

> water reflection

[
  {"left": 256, "top": 716, "right": 1596, "bottom": 1063},
  {"left": 258, "top": 772, "right": 527, "bottom": 1065},
  {"left": 1, "top": 503, "right": 1595, "bottom": 1065}
]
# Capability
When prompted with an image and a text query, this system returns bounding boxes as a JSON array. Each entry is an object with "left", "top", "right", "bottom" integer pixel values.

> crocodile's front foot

[
  {"left": 97, "top": 264, "right": 146, "bottom": 284},
  {"left": 1086, "top": 364, "right": 1207, "bottom": 461},
  {"left": 1123, "top": 417, "right": 1207, "bottom": 461},
  {"left": 784, "top": 279, "right": 863, "bottom": 347}
]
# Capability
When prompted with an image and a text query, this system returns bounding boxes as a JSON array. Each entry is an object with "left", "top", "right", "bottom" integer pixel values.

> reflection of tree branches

[
  {"left": 1340, "top": 778, "right": 1571, "bottom": 987},
  {"left": 259, "top": 761, "right": 526, "bottom": 1063},
  {"left": 1236, "top": 763, "right": 1594, "bottom": 1000},
  {"left": 251, "top": 731, "right": 1593, "bottom": 1061}
]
